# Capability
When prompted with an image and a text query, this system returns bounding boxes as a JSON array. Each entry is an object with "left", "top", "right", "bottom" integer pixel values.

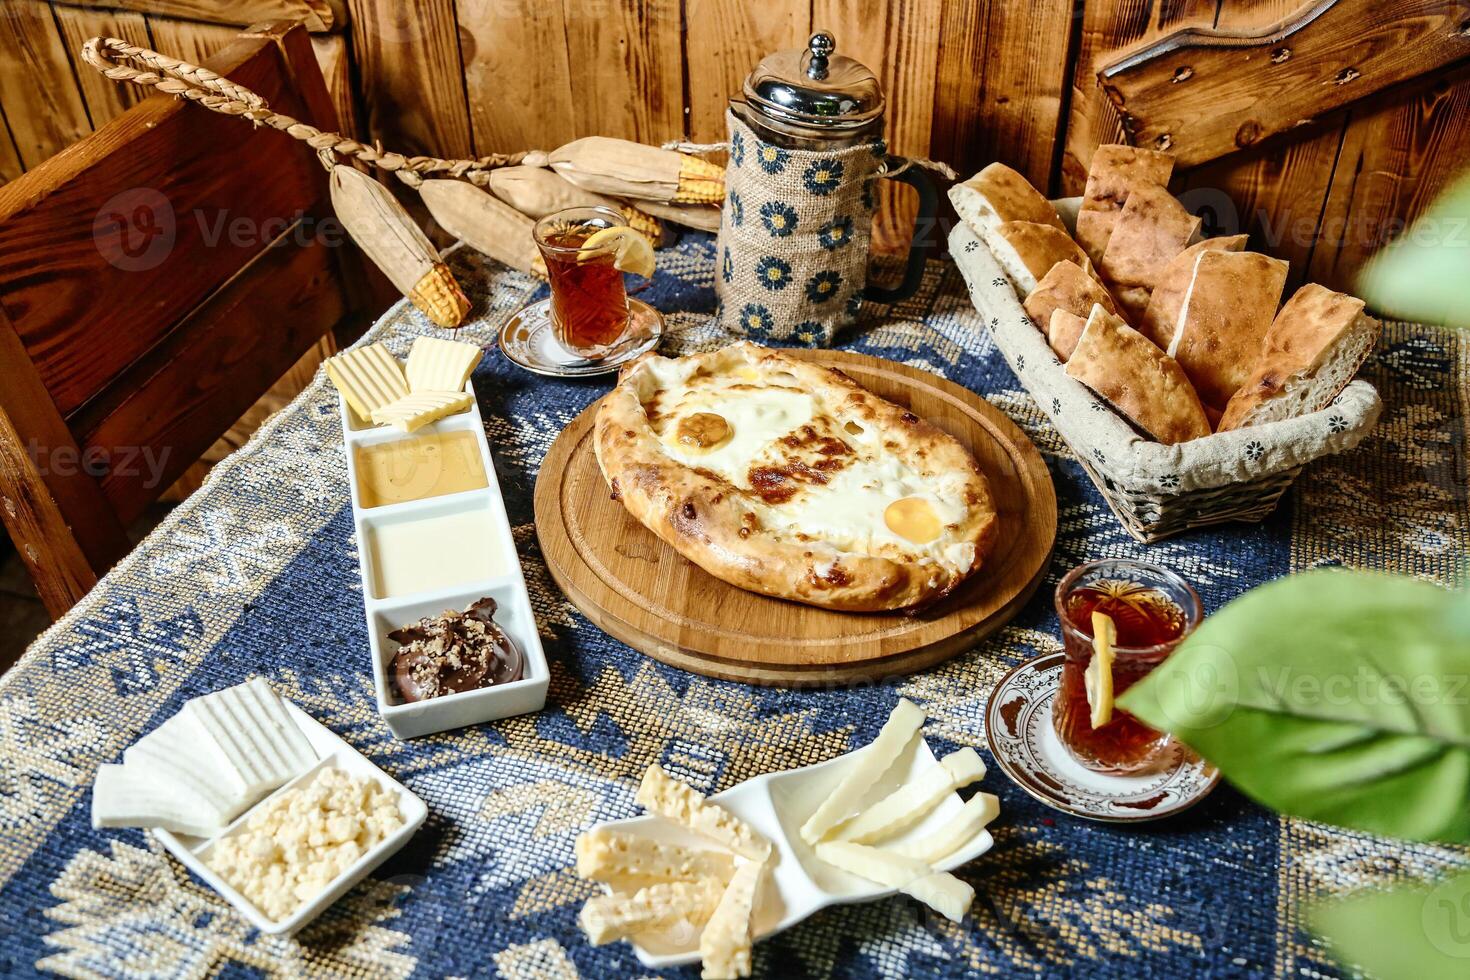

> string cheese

[
  {"left": 800, "top": 698, "right": 925, "bottom": 845},
  {"left": 575, "top": 829, "right": 735, "bottom": 887},
  {"left": 836, "top": 747, "right": 986, "bottom": 844},
  {"left": 699, "top": 860, "right": 764, "bottom": 980},
  {"left": 886, "top": 792, "right": 999, "bottom": 865},
  {"left": 405, "top": 336, "right": 483, "bottom": 393},
  {"left": 814, "top": 841, "right": 974, "bottom": 923},
  {"left": 579, "top": 878, "right": 724, "bottom": 945},
  {"left": 636, "top": 766, "right": 771, "bottom": 862}
]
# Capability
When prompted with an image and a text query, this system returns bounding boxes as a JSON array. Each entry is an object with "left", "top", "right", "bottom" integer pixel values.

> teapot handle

[{"left": 863, "top": 163, "right": 938, "bottom": 304}]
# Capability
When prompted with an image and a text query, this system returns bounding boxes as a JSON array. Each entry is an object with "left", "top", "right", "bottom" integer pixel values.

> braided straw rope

[{"left": 80, "top": 36, "right": 546, "bottom": 185}]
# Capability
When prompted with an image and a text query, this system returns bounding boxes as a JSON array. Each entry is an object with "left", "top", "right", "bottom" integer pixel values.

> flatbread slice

[
  {"left": 1138, "top": 235, "right": 1249, "bottom": 348},
  {"left": 1218, "top": 284, "right": 1379, "bottom": 431},
  {"left": 948, "top": 162, "right": 1066, "bottom": 243},
  {"left": 1023, "top": 260, "right": 1120, "bottom": 335},
  {"left": 1076, "top": 144, "right": 1175, "bottom": 261},
  {"left": 1113, "top": 284, "right": 1153, "bottom": 326},
  {"left": 989, "top": 221, "right": 1096, "bottom": 297},
  {"left": 1167, "top": 250, "right": 1290, "bottom": 410},
  {"left": 1047, "top": 309, "right": 1088, "bottom": 361},
  {"left": 1097, "top": 182, "right": 1202, "bottom": 289},
  {"left": 1067, "top": 305, "right": 1211, "bottom": 445}
]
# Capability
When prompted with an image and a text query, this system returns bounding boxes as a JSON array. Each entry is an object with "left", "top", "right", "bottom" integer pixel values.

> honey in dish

[
  {"left": 1053, "top": 580, "right": 1186, "bottom": 772},
  {"left": 355, "top": 430, "right": 487, "bottom": 508}
]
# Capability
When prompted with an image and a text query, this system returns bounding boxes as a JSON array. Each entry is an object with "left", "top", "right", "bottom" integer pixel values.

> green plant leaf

[
  {"left": 1117, "top": 569, "right": 1470, "bottom": 843},
  {"left": 1357, "top": 173, "right": 1470, "bottom": 327},
  {"left": 1309, "top": 870, "right": 1470, "bottom": 979}
]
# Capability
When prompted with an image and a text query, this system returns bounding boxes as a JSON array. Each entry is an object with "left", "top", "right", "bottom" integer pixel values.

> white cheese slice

[
  {"left": 636, "top": 766, "right": 771, "bottom": 861},
  {"left": 814, "top": 841, "right": 974, "bottom": 923},
  {"left": 699, "top": 860, "right": 764, "bottom": 980},
  {"left": 91, "top": 764, "right": 229, "bottom": 838},
  {"left": 404, "top": 336, "right": 482, "bottom": 393},
  {"left": 800, "top": 698, "right": 925, "bottom": 844},
  {"left": 184, "top": 678, "right": 316, "bottom": 803},
  {"left": 579, "top": 878, "right": 723, "bottom": 945},
  {"left": 836, "top": 747, "right": 986, "bottom": 844},
  {"left": 576, "top": 828, "right": 735, "bottom": 886},
  {"left": 124, "top": 712, "right": 253, "bottom": 822},
  {"left": 886, "top": 792, "right": 999, "bottom": 865},
  {"left": 369, "top": 390, "right": 474, "bottom": 432}
]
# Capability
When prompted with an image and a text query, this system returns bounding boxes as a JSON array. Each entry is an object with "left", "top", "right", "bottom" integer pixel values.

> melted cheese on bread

[{"left": 639, "top": 363, "right": 978, "bottom": 579}]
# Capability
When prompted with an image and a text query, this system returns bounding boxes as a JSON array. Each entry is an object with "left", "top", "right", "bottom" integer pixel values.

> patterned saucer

[
  {"left": 985, "top": 654, "right": 1219, "bottom": 823},
  {"left": 498, "top": 297, "right": 663, "bottom": 377}
]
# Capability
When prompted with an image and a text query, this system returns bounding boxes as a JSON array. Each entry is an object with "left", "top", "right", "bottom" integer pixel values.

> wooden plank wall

[{"left": 3, "top": 0, "right": 1469, "bottom": 300}]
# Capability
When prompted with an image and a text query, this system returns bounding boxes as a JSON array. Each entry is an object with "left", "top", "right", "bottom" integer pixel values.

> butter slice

[
  {"left": 370, "top": 391, "right": 474, "bottom": 432},
  {"left": 814, "top": 841, "right": 974, "bottom": 922},
  {"left": 325, "top": 343, "right": 409, "bottom": 423},
  {"left": 579, "top": 878, "right": 723, "bottom": 946},
  {"left": 636, "top": 766, "right": 771, "bottom": 862},
  {"left": 699, "top": 860, "right": 764, "bottom": 980},
  {"left": 801, "top": 698, "right": 925, "bottom": 845},
  {"left": 836, "top": 748, "right": 986, "bottom": 844},
  {"left": 184, "top": 678, "right": 317, "bottom": 804},
  {"left": 405, "top": 336, "right": 482, "bottom": 393}
]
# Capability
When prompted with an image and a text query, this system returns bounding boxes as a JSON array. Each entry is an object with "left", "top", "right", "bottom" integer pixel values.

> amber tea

[
  {"left": 534, "top": 208, "right": 631, "bottom": 359},
  {"left": 1051, "top": 562, "right": 1201, "bottom": 774}
]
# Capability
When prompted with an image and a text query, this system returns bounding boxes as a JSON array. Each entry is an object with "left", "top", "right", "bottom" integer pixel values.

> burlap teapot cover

[
  {"left": 715, "top": 111, "right": 886, "bottom": 346},
  {"left": 948, "top": 218, "right": 1382, "bottom": 495}
]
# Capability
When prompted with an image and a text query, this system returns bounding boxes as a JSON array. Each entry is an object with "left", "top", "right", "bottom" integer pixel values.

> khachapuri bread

[{"left": 594, "top": 342, "right": 998, "bottom": 611}]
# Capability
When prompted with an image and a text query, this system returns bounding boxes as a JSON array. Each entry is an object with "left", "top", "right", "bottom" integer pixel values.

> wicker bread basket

[{"left": 948, "top": 199, "right": 1382, "bottom": 543}]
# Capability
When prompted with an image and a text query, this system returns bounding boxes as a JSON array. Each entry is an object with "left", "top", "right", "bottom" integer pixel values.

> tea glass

[
  {"left": 1051, "top": 559, "right": 1202, "bottom": 775},
  {"left": 533, "top": 206, "right": 634, "bottom": 360}
]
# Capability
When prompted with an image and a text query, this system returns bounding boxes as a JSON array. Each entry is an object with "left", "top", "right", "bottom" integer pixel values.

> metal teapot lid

[{"left": 742, "top": 31, "right": 884, "bottom": 132}]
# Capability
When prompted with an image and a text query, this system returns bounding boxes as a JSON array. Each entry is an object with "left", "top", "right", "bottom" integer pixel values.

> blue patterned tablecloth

[{"left": 1, "top": 233, "right": 1465, "bottom": 979}]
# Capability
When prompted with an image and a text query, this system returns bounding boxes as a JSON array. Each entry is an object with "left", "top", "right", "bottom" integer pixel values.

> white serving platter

[
  {"left": 591, "top": 734, "right": 996, "bottom": 969},
  {"left": 154, "top": 699, "right": 428, "bottom": 936},
  {"left": 340, "top": 379, "right": 550, "bottom": 739}
]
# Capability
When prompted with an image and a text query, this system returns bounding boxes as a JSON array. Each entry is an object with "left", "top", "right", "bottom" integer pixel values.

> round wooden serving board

[{"left": 534, "top": 349, "right": 1057, "bottom": 686}]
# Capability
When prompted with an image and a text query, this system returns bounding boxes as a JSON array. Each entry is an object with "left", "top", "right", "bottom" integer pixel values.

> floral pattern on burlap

[{"left": 716, "top": 111, "right": 884, "bottom": 346}]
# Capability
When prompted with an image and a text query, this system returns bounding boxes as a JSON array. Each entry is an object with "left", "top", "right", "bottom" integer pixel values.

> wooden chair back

[{"left": 0, "top": 22, "right": 355, "bottom": 618}]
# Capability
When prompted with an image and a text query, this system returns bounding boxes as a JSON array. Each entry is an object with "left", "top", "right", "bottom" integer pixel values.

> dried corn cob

[
  {"left": 619, "top": 206, "right": 666, "bottom": 246},
  {"left": 418, "top": 179, "right": 542, "bottom": 277},
  {"left": 548, "top": 137, "right": 725, "bottom": 204},
  {"left": 485, "top": 165, "right": 620, "bottom": 218},
  {"left": 629, "top": 199, "right": 721, "bottom": 234},
  {"left": 330, "top": 165, "right": 469, "bottom": 328}
]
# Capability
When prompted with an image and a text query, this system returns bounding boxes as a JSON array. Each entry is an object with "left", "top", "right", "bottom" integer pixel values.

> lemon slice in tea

[
  {"left": 1085, "top": 610, "right": 1117, "bottom": 728},
  {"left": 579, "top": 226, "right": 655, "bottom": 277}
]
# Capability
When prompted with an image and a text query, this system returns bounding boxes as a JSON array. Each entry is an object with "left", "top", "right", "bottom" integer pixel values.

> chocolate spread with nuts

[{"left": 388, "top": 597, "right": 522, "bottom": 704}]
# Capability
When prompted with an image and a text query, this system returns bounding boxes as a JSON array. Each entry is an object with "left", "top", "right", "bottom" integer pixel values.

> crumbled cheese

[{"left": 205, "top": 766, "right": 403, "bottom": 922}]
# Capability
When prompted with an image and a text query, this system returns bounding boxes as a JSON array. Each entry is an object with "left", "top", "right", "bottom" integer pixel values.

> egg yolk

[
  {"left": 676, "top": 412, "right": 732, "bottom": 451},
  {"left": 884, "top": 497, "right": 942, "bottom": 544}
]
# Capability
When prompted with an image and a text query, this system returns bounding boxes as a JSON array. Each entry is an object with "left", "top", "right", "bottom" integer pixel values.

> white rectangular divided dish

[
  {"left": 592, "top": 736, "right": 995, "bottom": 969},
  {"left": 340, "top": 380, "right": 550, "bottom": 739},
  {"left": 155, "top": 699, "right": 428, "bottom": 935}
]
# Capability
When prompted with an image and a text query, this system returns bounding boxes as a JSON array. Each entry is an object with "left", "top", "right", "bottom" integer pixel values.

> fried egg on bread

[{"left": 594, "top": 343, "right": 998, "bottom": 611}]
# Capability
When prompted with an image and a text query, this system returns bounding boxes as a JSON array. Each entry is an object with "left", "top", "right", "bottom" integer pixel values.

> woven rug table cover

[{"left": 1, "top": 234, "right": 1465, "bottom": 979}]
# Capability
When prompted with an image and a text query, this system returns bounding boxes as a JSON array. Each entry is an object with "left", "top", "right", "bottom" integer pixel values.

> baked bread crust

[{"left": 594, "top": 343, "right": 999, "bottom": 612}]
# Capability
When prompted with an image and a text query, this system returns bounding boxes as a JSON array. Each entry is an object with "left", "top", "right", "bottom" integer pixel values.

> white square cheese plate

[
  {"left": 592, "top": 735, "right": 995, "bottom": 969},
  {"left": 153, "top": 699, "right": 428, "bottom": 935},
  {"left": 340, "top": 379, "right": 550, "bottom": 739}
]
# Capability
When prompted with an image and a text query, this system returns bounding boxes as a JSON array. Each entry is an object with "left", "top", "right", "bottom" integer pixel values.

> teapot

[{"left": 716, "top": 31, "right": 938, "bottom": 346}]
